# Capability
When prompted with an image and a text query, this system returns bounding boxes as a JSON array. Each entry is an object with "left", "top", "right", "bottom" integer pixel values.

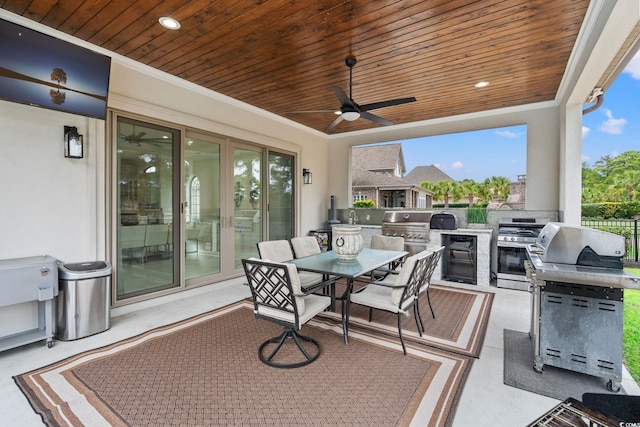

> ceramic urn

[{"left": 332, "top": 226, "right": 364, "bottom": 261}]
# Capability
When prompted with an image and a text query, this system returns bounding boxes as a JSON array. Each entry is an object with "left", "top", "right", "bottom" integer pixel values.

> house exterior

[
  {"left": 351, "top": 145, "right": 433, "bottom": 208},
  {"left": 404, "top": 165, "right": 454, "bottom": 187}
]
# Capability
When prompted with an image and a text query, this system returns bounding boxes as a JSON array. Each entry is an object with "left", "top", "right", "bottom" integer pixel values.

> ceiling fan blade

[
  {"left": 359, "top": 97, "right": 416, "bottom": 112},
  {"left": 331, "top": 86, "right": 355, "bottom": 107},
  {"left": 287, "top": 109, "right": 337, "bottom": 114},
  {"left": 326, "top": 114, "right": 345, "bottom": 131},
  {"left": 360, "top": 111, "right": 393, "bottom": 126}
]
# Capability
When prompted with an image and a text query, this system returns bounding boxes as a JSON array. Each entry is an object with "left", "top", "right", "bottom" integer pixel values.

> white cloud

[
  {"left": 623, "top": 51, "right": 640, "bottom": 79},
  {"left": 452, "top": 161, "right": 463, "bottom": 169},
  {"left": 582, "top": 126, "right": 590, "bottom": 138},
  {"left": 598, "top": 109, "right": 626, "bottom": 134},
  {"left": 434, "top": 163, "right": 442, "bottom": 169},
  {"left": 612, "top": 150, "right": 619, "bottom": 157},
  {"left": 495, "top": 130, "right": 517, "bottom": 138},
  {"left": 582, "top": 154, "right": 591, "bottom": 162}
]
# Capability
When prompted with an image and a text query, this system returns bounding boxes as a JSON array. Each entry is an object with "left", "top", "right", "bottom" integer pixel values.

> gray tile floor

[{"left": 1, "top": 279, "right": 637, "bottom": 426}]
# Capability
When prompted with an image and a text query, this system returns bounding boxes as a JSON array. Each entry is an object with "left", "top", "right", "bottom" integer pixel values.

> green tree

[
  {"left": 433, "top": 180, "right": 461, "bottom": 208},
  {"left": 459, "top": 179, "right": 481, "bottom": 207},
  {"left": 475, "top": 182, "right": 493, "bottom": 205},
  {"left": 583, "top": 151, "right": 640, "bottom": 203},
  {"left": 486, "top": 176, "right": 511, "bottom": 201}
]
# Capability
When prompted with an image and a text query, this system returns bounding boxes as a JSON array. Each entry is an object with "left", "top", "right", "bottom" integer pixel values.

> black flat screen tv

[{"left": 0, "top": 18, "right": 111, "bottom": 120}]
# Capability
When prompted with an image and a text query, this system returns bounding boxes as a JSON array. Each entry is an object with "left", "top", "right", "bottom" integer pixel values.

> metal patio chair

[
  {"left": 242, "top": 258, "right": 333, "bottom": 368},
  {"left": 414, "top": 246, "right": 444, "bottom": 335},
  {"left": 347, "top": 250, "right": 430, "bottom": 355}
]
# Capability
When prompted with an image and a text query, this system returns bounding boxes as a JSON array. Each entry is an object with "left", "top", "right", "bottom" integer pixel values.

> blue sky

[{"left": 393, "top": 53, "right": 640, "bottom": 183}]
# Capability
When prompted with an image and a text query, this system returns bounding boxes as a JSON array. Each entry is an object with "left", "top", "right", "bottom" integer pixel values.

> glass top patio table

[
  {"left": 289, "top": 248, "right": 407, "bottom": 344},
  {"left": 288, "top": 248, "right": 407, "bottom": 278}
]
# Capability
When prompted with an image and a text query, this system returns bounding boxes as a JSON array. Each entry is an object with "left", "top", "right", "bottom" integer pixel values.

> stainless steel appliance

[
  {"left": 496, "top": 217, "right": 549, "bottom": 290},
  {"left": 526, "top": 222, "right": 640, "bottom": 392},
  {"left": 0, "top": 255, "right": 58, "bottom": 351},
  {"left": 381, "top": 211, "right": 432, "bottom": 256},
  {"left": 442, "top": 234, "right": 476, "bottom": 284}
]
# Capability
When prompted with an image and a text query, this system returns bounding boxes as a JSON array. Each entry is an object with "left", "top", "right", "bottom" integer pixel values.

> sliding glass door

[
  {"left": 233, "top": 146, "right": 263, "bottom": 268},
  {"left": 115, "top": 117, "right": 179, "bottom": 298},
  {"left": 113, "top": 115, "right": 295, "bottom": 302},
  {"left": 184, "top": 136, "right": 221, "bottom": 280},
  {"left": 268, "top": 152, "right": 294, "bottom": 241}
]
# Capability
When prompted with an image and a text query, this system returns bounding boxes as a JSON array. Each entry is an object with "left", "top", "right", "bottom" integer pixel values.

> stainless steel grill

[
  {"left": 381, "top": 211, "right": 432, "bottom": 256},
  {"left": 526, "top": 222, "right": 640, "bottom": 392}
]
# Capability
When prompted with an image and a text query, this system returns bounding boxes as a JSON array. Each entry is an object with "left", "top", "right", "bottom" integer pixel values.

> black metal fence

[{"left": 581, "top": 219, "right": 639, "bottom": 264}]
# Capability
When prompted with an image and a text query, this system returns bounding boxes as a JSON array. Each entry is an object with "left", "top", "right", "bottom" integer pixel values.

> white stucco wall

[{"left": 0, "top": 101, "right": 105, "bottom": 262}]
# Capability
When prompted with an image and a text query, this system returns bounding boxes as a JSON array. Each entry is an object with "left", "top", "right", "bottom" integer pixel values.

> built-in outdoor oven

[
  {"left": 496, "top": 217, "right": 549, "bottom": 290},
  {"left": 381, "top": 211, "right": 432, "bottom": 256}
]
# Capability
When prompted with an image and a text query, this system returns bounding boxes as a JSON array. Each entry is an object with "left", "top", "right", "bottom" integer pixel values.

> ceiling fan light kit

[{"left": 341, "top": 111, "right": 360, "bottom": 121}]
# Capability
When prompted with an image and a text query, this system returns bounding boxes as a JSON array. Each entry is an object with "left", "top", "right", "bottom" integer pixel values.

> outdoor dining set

[{"left": 242, "top": 234, "right": 444, "bottom": 368}]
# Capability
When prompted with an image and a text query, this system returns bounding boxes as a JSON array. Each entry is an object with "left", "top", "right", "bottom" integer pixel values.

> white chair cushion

[
  {"left": 258, "top": 294, "right": 330, "bottom": 328},
  {"left": 349, "top": 284, "right": 413, "bottom": 314},
  {"left": 257, "top": 240, "right": 294, "bottom": 262},
  {"left": 291, "top": 236, "right": 321, "bottom": 258},
  {"left": 391, "top": 252, "right": 421, "bottom": 306},
  {"left": 298, "top": 271, "right": 324, "bottom": 289}
]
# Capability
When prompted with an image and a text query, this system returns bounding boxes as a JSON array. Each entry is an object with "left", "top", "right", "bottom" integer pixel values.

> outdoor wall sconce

[
  {"left": 64, "top": 126, "right": 83, "bottom": 158},
  {"left": 303, "top": 168, "right": 312, "bottom": 184}
]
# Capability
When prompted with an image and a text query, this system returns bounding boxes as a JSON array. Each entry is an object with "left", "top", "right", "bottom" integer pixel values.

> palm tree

[
  {"left": 475, "top": 182, "right": 493, "bottom": 205},
  {"left": 487, "top": 176, "right": 511, "bottom": 201},
  {"left": 459, "top": 179, "right": 480, "bottom": 207},
  {"left": 435, "top": 180, "right": 460, "bottom": 208}
]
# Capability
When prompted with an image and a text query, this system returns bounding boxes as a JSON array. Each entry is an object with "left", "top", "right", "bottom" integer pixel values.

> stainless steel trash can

[{"left": 57, "top": 261, "right": 112, "bottom": 340}]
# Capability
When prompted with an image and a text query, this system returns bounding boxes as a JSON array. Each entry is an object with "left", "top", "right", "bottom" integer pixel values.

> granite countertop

[{"left": 431, "top": 228, "right": 493, "bottom": 234}]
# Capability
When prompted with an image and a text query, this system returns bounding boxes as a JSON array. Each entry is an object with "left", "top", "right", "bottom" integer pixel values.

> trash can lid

[
  {"left": 59, "top": 261, "right": 112, "bottom": 279},
  {"left": 63, "top": 261, "right": 108, "bottom": 271}
]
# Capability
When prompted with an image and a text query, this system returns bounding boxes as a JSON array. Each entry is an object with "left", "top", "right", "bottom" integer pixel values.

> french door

[{"left": 114, "top": 115, "right": 294, "bottom": 302}]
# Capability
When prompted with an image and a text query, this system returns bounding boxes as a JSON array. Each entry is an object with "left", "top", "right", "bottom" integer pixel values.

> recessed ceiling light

[
  {"left": 159, "top": 17, "right": 181, "bottom": 30},
  {"left": 475, "top": 81, "right": 490, "bottom": 88}
]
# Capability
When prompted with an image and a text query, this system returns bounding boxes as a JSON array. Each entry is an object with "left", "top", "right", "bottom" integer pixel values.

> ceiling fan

[
  {"left": 119, "top": 128, "right": 170, "bottom": 147},
  {"left": 325, "top": 56, "right": 417, "bottom": 131}
]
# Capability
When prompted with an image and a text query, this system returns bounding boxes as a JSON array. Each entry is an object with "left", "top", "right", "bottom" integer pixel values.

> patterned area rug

[
  {"left": 15, "top": 300, "right": 474, "bottom": 427},
  {"left": 324, "top": 283, "right": 494, "bottom": 357}
]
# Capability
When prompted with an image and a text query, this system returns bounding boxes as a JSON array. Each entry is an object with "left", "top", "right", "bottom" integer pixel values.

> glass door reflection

[
  {"left": 116, "top": 117, "right": 179, "bottom": 299},
  {"left": 233, "top": 147, "right": 263, "bottom": 268},
  {"left": 268, "top": 152, "right": 294, "bottom": 241}
]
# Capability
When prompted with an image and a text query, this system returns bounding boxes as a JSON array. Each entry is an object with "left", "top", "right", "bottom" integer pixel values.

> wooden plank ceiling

[{"left": 1, "top": 0, "right": 590, "bottom": 134}]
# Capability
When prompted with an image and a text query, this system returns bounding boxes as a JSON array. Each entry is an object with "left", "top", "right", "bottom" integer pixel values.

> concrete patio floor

[{"left": 1, "top": 278, "right": 637, "bottom": 426}]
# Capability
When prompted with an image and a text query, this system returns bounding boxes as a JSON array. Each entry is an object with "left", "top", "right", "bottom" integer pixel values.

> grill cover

[
  {"left": 430, "top": 213, "right": 458, "bottom": 230},
  {"left": 535, "top": 222, "right": 625, "bottom": 268}
]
